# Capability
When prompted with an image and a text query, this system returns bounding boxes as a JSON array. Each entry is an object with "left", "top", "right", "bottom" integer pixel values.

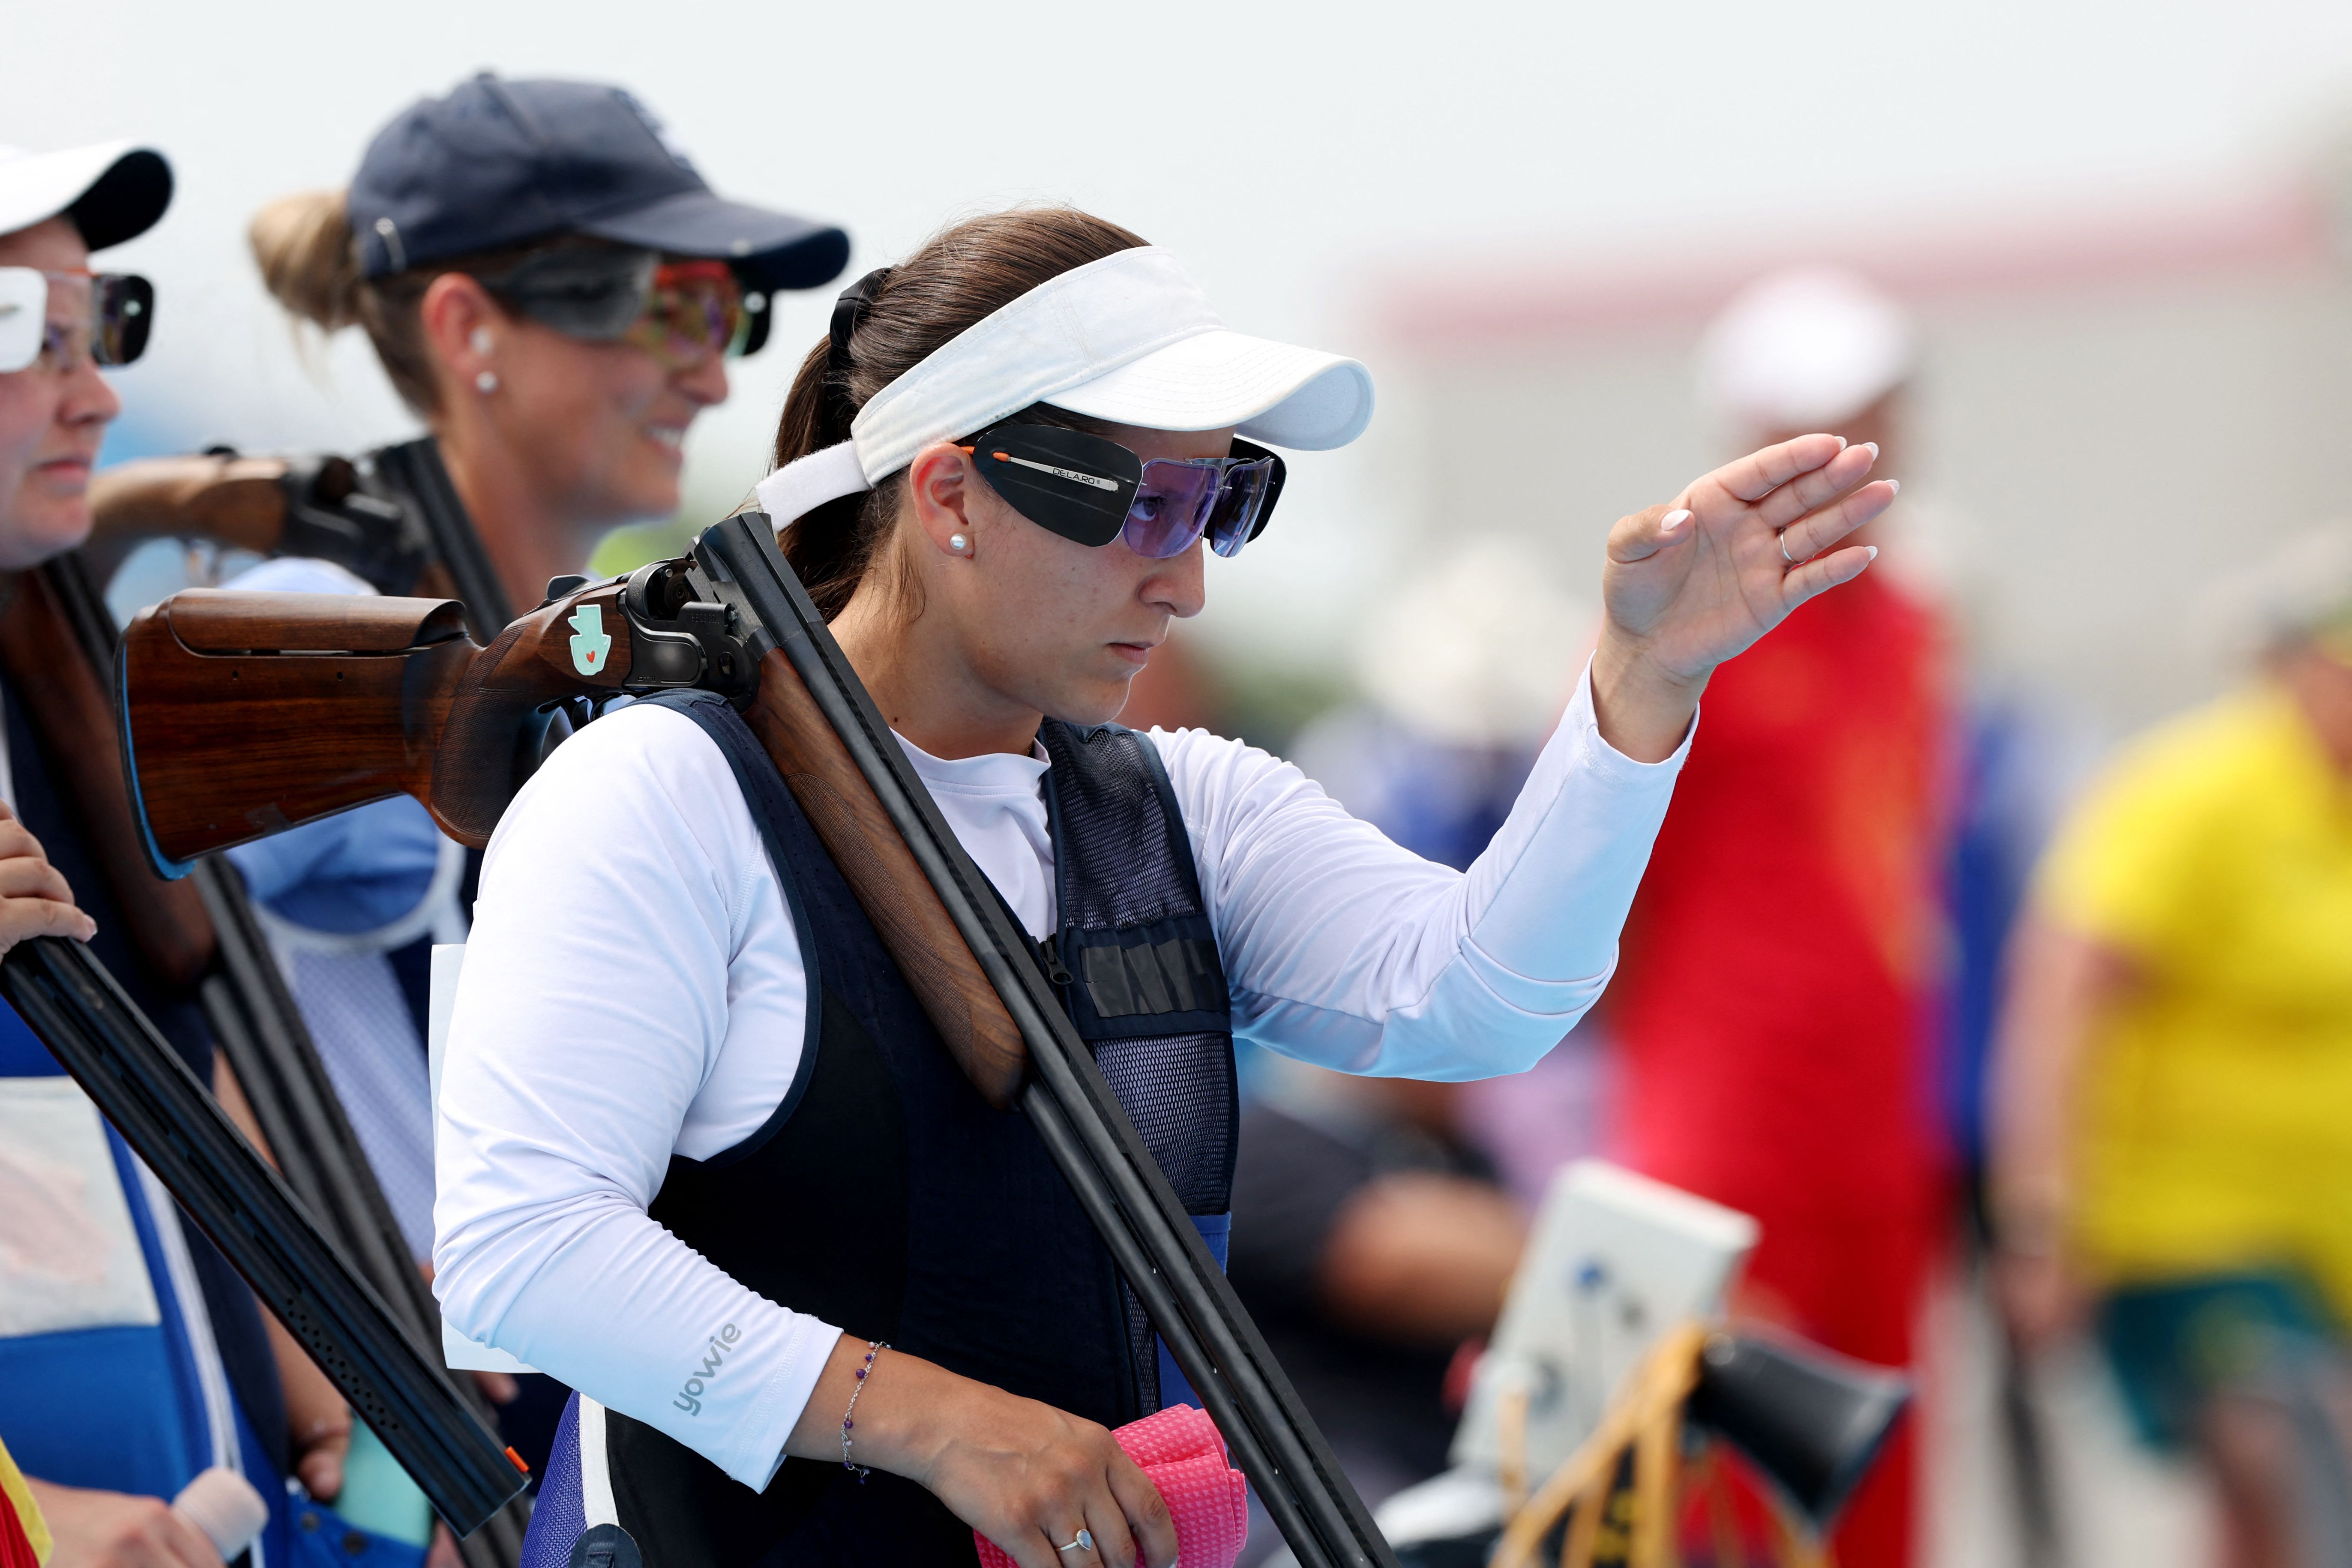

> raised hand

[{"left": 1591, "top": 435, "right": 1895, "bottom": 761}]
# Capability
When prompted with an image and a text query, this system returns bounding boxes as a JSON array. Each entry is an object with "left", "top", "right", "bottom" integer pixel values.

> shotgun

[
  {"left": 86, "top": 438, "right": 511, "bottom": 635},
  {"left": 119, "top": 517, "right": 1401, "bottom": 1568},
  {"left": 0, "top": 934, "right": 530, "bottom": 1534},
  {"left": 4, "top": 554, "right": 533, "bottom": 1562}
]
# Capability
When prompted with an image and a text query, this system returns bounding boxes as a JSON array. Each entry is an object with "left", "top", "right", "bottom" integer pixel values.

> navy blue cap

[{"left": 349, "top": 73, "right": 848, "bottom": 294}]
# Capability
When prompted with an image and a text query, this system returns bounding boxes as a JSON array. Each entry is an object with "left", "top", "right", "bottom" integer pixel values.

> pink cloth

[{"left": 974, "top": 1404, "right": 1248, "bottom": 1568}]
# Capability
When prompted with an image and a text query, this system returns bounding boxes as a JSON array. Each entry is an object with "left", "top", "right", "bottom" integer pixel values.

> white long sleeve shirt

[{"left": 433, "top": 662, "right": 1690, "bottom": 1488}]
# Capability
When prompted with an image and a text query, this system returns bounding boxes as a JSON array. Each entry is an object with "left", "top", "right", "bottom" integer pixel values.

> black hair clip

[{"left": 828, "top": 267, "right": 892, "bottom": 371}]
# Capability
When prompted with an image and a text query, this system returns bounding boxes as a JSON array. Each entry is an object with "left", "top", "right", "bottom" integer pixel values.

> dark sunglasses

[
  {"left": 476, "top": 246, "right": 767, "bottom": 367},
  {"left": 959, "top": 423, "right": 1287, "bottom": 560},
  {"left": 0, "top": 268, "right": 153, "bottom": 374}
]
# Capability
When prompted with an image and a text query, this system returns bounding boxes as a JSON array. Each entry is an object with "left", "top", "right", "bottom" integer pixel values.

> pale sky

[{"left": 11, "top": 0, "right": 2352, "bottom": 657}]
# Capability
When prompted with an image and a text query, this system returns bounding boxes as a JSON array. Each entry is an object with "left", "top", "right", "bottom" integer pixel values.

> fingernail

[
  {"left": 1866, "top": 546, "right": 1879, "bottom": 560},
  {"left": 1863, "top": 442, "right": 1880, "bottom": 461},
  {"left": 1661, "top": 509, "right": 1690, "bottom": 531},
  {"left": 1885, "top": 478, "right": 1900, "bottom": 496},
  {"left": 1835, "top": 436, "right": 1849, "bottom": 450}
]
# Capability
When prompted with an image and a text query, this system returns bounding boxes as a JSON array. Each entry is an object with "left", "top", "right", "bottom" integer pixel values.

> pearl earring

[
  {"left": 475, "top": 370, "right": 498, "bottom": 394},
  {"left": 469, "top": 327, "right": 494, "bottom": 354},
  {"left": 948, "top": 534, "right": 968, "bottom": 554}
]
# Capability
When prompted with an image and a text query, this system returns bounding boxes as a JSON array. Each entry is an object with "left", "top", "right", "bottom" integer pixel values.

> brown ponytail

[
  {"left": 249, "top": 188, "right": 587, "bottom": 419},
  {"left": 772, "top": 207, "right": 1148, "bottom": 620},
  {"left": 250, "top": 189, "right": 448, "bottom": 414}
]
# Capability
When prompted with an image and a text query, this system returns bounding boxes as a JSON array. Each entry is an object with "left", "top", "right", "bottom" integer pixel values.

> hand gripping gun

[{"left": 118, "top": 514, "right": 1402, "bottom": 1568}]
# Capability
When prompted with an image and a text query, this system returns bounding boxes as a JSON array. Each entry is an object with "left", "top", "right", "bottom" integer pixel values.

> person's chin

[
  {"left": 1064, "top": 673, "right": 1140, "bottom": 727},
  {"left": 0, "top": 495, "right": 93, "bottom": 568}
]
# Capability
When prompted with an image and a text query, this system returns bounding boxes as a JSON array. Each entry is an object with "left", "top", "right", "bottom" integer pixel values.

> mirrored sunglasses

[
  {"left": 0, "top": 268, "right": 154, "bottom": 374},
  {"left": 478, "top": 246, "right": 755, "bottom": 369},
  {"left": 959, "top": 423, "right": 1286, "bottom": 561}
]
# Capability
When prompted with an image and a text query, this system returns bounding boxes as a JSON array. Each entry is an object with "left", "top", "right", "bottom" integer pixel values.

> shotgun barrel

[
  {"left": 689, "top": 514, "right": 1398, "bottom": 1568},
  {"left": 0, "top": 935, "right": 529, "bottom": 1535}
]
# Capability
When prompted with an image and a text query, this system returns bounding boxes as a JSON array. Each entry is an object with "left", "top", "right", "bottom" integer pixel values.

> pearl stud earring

[
  {"left": 475, "top": 370, "right": 498, "bottom": 393},
  {"left": 948, "top": 534, "right": 968, "bottom": 554}
]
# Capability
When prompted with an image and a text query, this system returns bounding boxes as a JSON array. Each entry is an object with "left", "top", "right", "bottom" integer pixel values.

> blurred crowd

[
  {"left": 5, "top": 60, "right": 2352, "bottom": 1568},
  {"left": 1158, "top": 270, "right": 2352, "bottom": 1568}
]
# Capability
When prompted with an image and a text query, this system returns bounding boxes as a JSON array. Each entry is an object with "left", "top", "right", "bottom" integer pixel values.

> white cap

[
  {"left": 757, "top": 246, "right": 1373, "bottom": 527},
  {"left": 0, "top": 140, "right": 172, "bottom": 250},
  {"left": 1698, "top": 266, "right": 1914, "bottom": 433}
]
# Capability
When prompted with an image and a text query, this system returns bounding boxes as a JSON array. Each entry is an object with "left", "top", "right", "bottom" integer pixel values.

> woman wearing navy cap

[
  {"left": 198, "top": 77, "right": 851, "bottom": 1483},
  {"left": 435, "top": 207, "right": 1894, "bottom": 1568}
]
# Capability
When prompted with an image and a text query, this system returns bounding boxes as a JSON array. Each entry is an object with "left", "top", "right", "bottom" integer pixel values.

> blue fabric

[
  {"left": 0, "top": 1120, "right": 214, "bottom": 1499},
  {"left": 519, "top": 1394, "right": 587, "bottom": 1568},
  {"left": 0, "top": 999, "right": 58, "bottom": 1075},
  {"left": 225, "top": 797, "right": 445, "bottom": 935},
  {"left": 1155, "top": 1213, "right": 1233, "bottom": 1414},
  {"left": 235, "top": 1403, "right": 297, "bottom": 1568},
  {"left": 288, "top": 1498, "right": 428, "bottom": 1568}
]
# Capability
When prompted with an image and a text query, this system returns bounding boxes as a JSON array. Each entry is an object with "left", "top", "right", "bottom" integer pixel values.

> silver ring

[
  {"left": 1779, "top": 530, "right": 1799, "bottom": 565},
  {"left": 1057, "top": 1529, "right": 1094, "bottom": 1554}
]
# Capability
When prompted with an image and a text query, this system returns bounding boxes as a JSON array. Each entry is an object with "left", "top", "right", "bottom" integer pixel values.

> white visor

[{"left": 754, "top": 246, "right": 1374, "bottom": 528}]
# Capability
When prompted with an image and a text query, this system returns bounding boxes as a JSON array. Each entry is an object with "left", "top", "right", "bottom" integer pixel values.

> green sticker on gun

[{"left": 568, "top": 604, "right": 611, "bottom": 675}]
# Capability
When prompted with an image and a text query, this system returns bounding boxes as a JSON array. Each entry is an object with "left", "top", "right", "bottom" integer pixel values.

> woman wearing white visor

[{"left": 434, "top": 209, "right": 1894, "bottom": 1568}]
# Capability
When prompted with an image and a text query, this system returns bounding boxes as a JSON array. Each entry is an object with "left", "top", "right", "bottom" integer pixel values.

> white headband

[{"left": 752, "top": 245, "right": 1373, "bottom": 528}]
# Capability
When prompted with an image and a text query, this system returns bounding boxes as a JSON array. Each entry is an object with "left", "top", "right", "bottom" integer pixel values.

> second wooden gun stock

[{"left": 741, "top": 644, "right": 1030, "bottom": 1109}]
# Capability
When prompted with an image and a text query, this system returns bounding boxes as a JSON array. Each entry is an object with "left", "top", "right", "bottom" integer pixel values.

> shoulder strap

[{"left": 371, "top": 438, "right": 515, "bottom": 636}]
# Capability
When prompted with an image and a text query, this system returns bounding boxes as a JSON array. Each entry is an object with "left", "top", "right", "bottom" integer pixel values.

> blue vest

[{"left": 528, "top": 691, "right": 1235, "bottom": 1568}]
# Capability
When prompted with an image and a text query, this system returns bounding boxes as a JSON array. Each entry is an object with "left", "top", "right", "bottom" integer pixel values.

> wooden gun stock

[
  {"left": 87, "top": 453, "right": 297, "bottom": 553},
  {"left": 119, "top": 580, "right": 640, "bottom": 869},
  {"left": 742, "top": 642, "right": 1030, "bottom": 1108},
  {"left": 0, "top": 566, "right": 218, "bottom": 984},
  {"left": 85, "top": 451, "right": 440, "bottom": 604},
  {"left": 120, "top": 562, "right": 1030, "bottom": 1103}
]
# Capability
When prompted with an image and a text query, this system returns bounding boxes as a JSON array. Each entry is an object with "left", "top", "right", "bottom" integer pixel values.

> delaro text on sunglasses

[{"left": 961, "top": 423, "right": 1286, "bottom": 560}]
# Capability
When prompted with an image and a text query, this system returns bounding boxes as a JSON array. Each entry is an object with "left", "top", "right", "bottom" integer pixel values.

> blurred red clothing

[{"left": 1607, "top": 569, "right": 1953, "bottom": 1568}]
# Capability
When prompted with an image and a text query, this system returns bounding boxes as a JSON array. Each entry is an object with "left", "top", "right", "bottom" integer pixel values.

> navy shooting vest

[{"left": 548, "top": 691, "right": 1234, "bottom": 1568}]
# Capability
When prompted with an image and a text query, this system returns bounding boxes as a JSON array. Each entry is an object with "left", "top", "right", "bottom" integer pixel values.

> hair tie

[
  {"left": 822, "top": 267, "right": 891, "bottom": 439},
  {"left": 829, "top": 267, "right": 892, "bottom": 372}
]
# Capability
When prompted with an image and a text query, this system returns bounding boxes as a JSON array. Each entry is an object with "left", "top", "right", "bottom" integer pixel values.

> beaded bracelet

[{"left": 839, "top": 1340, "right": 888, "bottom": 1481}]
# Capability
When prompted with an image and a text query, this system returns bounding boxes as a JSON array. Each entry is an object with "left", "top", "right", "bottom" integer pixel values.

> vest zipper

[{"left": 1039, "top": 933, "right": 1074, "bottom": 989}]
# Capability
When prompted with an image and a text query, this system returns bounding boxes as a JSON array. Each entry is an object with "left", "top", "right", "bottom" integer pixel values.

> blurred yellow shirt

[{"left": 2036, "top": 686, "right": 2352, "bottom": 1313}]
